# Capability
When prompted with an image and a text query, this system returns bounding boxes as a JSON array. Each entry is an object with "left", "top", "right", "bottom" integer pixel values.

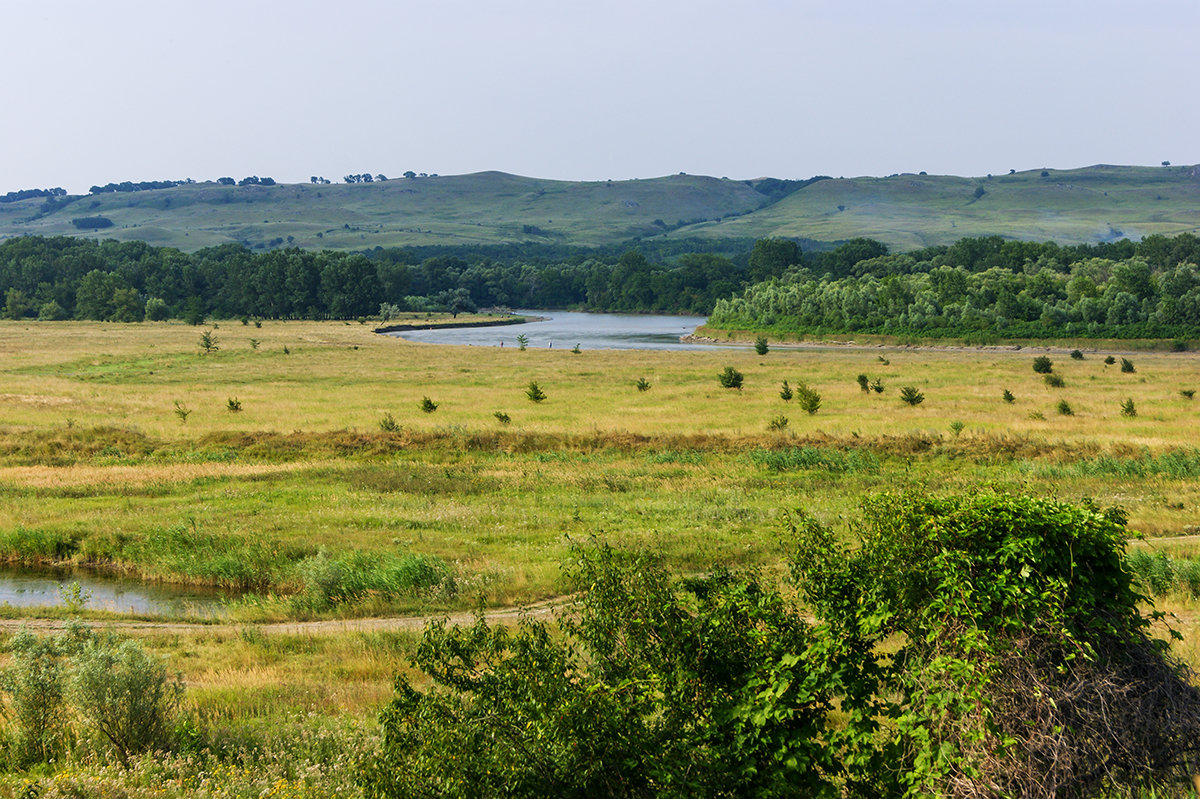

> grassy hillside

[
  {"left": 0, "top": 171, "right": 769, "bottom": 252},
  {"left": 1, "top": 165, "right": 1198, "bottom": 253},
  {"left": 683, "top": 164, "right": 1200, "bottom": 250}
]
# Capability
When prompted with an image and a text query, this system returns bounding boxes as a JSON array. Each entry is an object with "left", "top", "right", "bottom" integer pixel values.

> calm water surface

[
  {"left": 385, "top": 310, "right": 740, "bottom": 351},
  {"left": 0, "top": 569, "right": 228, "bottom": 615}
]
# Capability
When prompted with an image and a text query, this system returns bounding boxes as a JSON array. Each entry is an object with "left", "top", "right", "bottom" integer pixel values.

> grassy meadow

[{"left": 0, "top": 317, "right": 1199, "bottom": 795}]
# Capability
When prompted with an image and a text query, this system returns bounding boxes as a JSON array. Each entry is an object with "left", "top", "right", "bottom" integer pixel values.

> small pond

[
  {"left": 384, "top": 310, "right": 740, "bottom": 351},
  {"left": 0, "top": 568, "right": 229, "bottom": 616}
]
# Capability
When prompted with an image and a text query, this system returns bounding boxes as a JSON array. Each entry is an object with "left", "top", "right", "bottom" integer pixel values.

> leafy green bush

[
  {"left": 1057, "top": 399, "right": 1074, "bottom": 415},
  {"left": 70, "top": 636, "right": 183, "bottom": 768},
  {"left": 748, "top": 446, "right": 880, "bottom": 474},
  {"left": 1120, "top": 398, "right": 1136, "bottom": 417},
  {"left": 1044, "top": 373, "right": 1065, "bottom": 387},
  {"left": 378, "top": 412, "right": 400, "bottom": 432},
  {"left": 1104, "top": 355, "right": 1116, "bottom": 365},
  {"left": 718, "top": 366, "right": 743, "bottom": 390},
  {"left": 493, "top": 410, "right": 511, "bottom": 425},
  {"left": 1121, "top": 357, "right": 1136, "bottom": 373},
  {"left": 767, "top": 415, "right": 788, "bottom": 431},
  {"left": 1032, "top": 356, "right": 1052, "bottom": 373},
  {"left": 226, "top": 397, "right": 242, "bottom": 413},
  {"left": 419, "top": 396, "right": 438, "bottom": 413},
  {"left": 1, "top": 629, "right": 67, "bottom": 765},
  {"left": 1070, "top": 349, "right": 1084, "bottom": 360},
  {"left": 856, "top": 373, "right": 870, "bottom": 393},
  {"left": 366, "top": 492, "right": 1200, "bottom": 798},
  {"left": 635, "top": 377, "right": 651, "bottom": 392},
  {"left": 1001, "top": 388, "right": 1015, "bottom": 403}
]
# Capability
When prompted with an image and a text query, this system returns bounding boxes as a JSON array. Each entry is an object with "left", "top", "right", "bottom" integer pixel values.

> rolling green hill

[
  {"left": 1, "top": 165, "right": 1197, "bottom": 253},
  {"left": 681, "top": 164, "right": 1200, "bottom": 250}
]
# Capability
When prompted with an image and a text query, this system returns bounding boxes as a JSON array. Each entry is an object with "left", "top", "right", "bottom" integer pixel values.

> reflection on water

[
  {"left": 385, "top": 310, "right": 739, "bottom": 351},
  {"left": 0, "top": 568, "right": 228, "bottom": 616}
]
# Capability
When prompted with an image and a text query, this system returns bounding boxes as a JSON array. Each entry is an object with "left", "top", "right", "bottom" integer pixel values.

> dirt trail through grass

[{"left": 0, "top": 598, "right": 565, "bottom": 636}]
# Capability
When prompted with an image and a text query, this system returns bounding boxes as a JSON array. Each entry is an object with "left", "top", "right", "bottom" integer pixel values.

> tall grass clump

[
  {"left": 291, "top": 550, "right": 454, "bottom": 612},
  {"left": 748, "top": 446, "right": 880, "bottom": 474}
]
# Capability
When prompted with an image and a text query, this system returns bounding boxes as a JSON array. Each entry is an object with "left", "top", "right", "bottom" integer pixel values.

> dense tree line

[
  {"left": 1, "top": 187, "right": 66, "bottom": 204},
  {"left": 0, "top": 235, "right": 767, "bottom": 322},
  {"left": 88, "top": 179, "right": 196, "bottom": 194},
  {"left": 710, "top": 233, "right": 1200, "bottom": 339}
]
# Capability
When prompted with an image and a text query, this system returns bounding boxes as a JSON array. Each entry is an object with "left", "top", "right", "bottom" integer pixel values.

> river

[{"left": 382, "top": 310, "right": 737, "bottom": 351}]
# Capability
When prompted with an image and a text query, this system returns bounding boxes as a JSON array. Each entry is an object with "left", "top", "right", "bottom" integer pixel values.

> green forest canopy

[{"left": 1, "top": 233, "right": 1199, "bottom": 339}]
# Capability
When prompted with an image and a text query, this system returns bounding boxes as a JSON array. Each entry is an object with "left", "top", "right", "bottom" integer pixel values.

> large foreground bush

[{"left": 364, "top": 491, "right": 1200, "bottom": 798}]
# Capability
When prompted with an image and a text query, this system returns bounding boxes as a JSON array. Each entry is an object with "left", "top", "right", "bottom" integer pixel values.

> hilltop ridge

[{"left": 0, "top": 165, "right": 1196, "bottom": 253}]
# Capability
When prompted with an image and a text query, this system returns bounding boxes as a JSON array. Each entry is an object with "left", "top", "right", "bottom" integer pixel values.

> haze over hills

[{"left": 1, "top": 165, "right": 1197, "bottom": 254}]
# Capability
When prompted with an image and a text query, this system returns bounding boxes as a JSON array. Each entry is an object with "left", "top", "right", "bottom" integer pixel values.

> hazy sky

[{"left": 4, "top": 0, "right": 1197, "bottom": 193}]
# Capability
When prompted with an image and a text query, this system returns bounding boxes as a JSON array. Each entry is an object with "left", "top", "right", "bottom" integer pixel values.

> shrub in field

[
  {"left": 1044, "top": 373, "right": 1065, "bottom": 388},
  {"left": 796, "top": 383, "right": 821, "bottom": 414},
  {"left": 493, "top": 411, "right": 511, "bottom": 425},
  {"left": 571, "top": 343, "right": 581, "bottom": 354},
  {"left": 1181, "top": 389, "right": 1195, "bottom": 399},
  {"left": 718, "top": 366, "right": 743, "bottom": 390},
  {"left": 1121, "top": 357, "right": 1136, "bottom": 373},
  {"left": 779, "top": 380, "right": 793, "bottom": 401},
  {"left": 1001, "top": 388, "right": 1015, "bottom": 403},
  {"left": 1120, "top": 398, "right": 1137, "bottom": 417},
  {"left": 767, "top": 414, "right": 788, "bottom": 431},
  {"left": 1057, "top": 399, "right": 1074, "bottom": 415},
  {"left": 856, "top": 373, "right": 870, "bottom": 393},
  {"left": 419, "top": 396, "right": 438, "bottom": 413},
  {"left": 1032, "top": 356, "right": 1052, "bottom": 373},
  {"left": 635, "top": 377, "right": 651, "bottom": 392},
  {"left": 870, "top": 378, "right": 885, "bottom": 394},
  {"left": 172, "top": 401, "right": 191, "bottom": 424},
  {"left": 754, "top": 335, "right": 768, "bottom": 355},
  {"left": 899, "top": 386, "right": 924, "bottom": 406},
  {"left": 1104, "top": 355, "right": 1116, "bottom": 365},
  {"left": 1, "top": 630, "right": 67, "bottom": 765},
  {"left": 516, "top": 333, "right": 529, "bottom": 351},
  {"left": 949, "top": 420, "right": 965, "bottom": 437},
  {"left": 525, "top": 381, "right": 547, "bottom": 403},
  {"left": 368, "top": 492, "right": 1200, "bottom": 799},
  {"left": 1070, "top": 349, "right": 1084, "bottom": 360},
  {"left": 226, "top": 397, "right": 242, "bottom": 413},
  {"left": 70, "top": 636, "right": 183, "bottom": 768},
  {"left": 1171, "top": 338, "right": 1190, "bottom": 352},
  {"left": 378, "top": 412, "right": 400, "bottom": 432}
]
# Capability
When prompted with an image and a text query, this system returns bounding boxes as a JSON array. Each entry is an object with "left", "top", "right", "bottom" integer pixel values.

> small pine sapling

[
  {"left": 525, "top": 381, "right": 547, "bottom": 403},
  {"left": 767, "top": 415, "right": 788, "bottom": 431},
  {"left": 779, "top": 380, "right": 793, "bottom": 401},
  {"left": 949, "top": 420, "right": 965, "bottom": 437},
  {"left": 1002, "top": 388, "right": 1015, "bottom": 403},
  {"left": 754, "top": 336, "right": 769, "bottom": 356},
  {"left": 856, "top": 374, "right": 870, "bottom": 393},
  {"left": 571, "top": 343, "right": 582, "bottom": 354},
  {"left": 1044, "top": 373, "right": 1065, "bottom": 388},
  {"left": 226, "top": 397, "right": 242, "bottom": 413},
  {"left": 870, "top": 378, "right": 885, "bottom": 394},
  {"left": 1104, "top": 355, "right": 1116, "bottom": 366},
  {"left": 899, "top": 386, "right": 924, "bottom": 406},
  {"left": 796, "top": 383, "right": 821, "bottom": 414},
  {"left": 635, "top": 377, "right": 651, "bottom": 392},
  {"left": 173, "top": 401, "right": 191, "bottom": 423},
  {"left": 1121, "top": 358, "right": 1135, "bottom": 373},
  {"left": 1120, "top": 398, "right": 1136, "bottom": 417},
  {"left": 493, "top": 411, "right": 511, "bottom": 425},
  {"left": 420, "top": 397, "right": 439, "bottom": 413},
  {"left": 516, "top": 334, "right": 529, "bottom": 351},
  {"left": 1057, "top": 399, "right": 1074, "bottom": 416},
  {"left": 379, "top": 412, "right": 400, "bottom": 432}
]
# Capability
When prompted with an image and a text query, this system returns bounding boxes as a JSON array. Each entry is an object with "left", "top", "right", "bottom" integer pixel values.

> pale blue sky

[{"left": 4, "top": 0, "right": 1197, "bottom": 193}]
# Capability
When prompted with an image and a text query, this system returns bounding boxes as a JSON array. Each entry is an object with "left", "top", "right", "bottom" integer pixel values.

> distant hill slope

[
  {"left": 679, "top": 165, "right": 1200, "bottom": 250},
  {"left": 0, "top": 165, "right": 1196, "bottom": 253}
]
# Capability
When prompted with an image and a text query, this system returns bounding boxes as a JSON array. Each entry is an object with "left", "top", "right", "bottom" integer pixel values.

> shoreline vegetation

[{"left": 373, "top": 312, "right": 534, "bottom": 334}]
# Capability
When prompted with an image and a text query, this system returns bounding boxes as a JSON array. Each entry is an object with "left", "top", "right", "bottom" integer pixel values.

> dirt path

[{"left": 0, "top": 598, "right": 567, "bottom": 637}]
